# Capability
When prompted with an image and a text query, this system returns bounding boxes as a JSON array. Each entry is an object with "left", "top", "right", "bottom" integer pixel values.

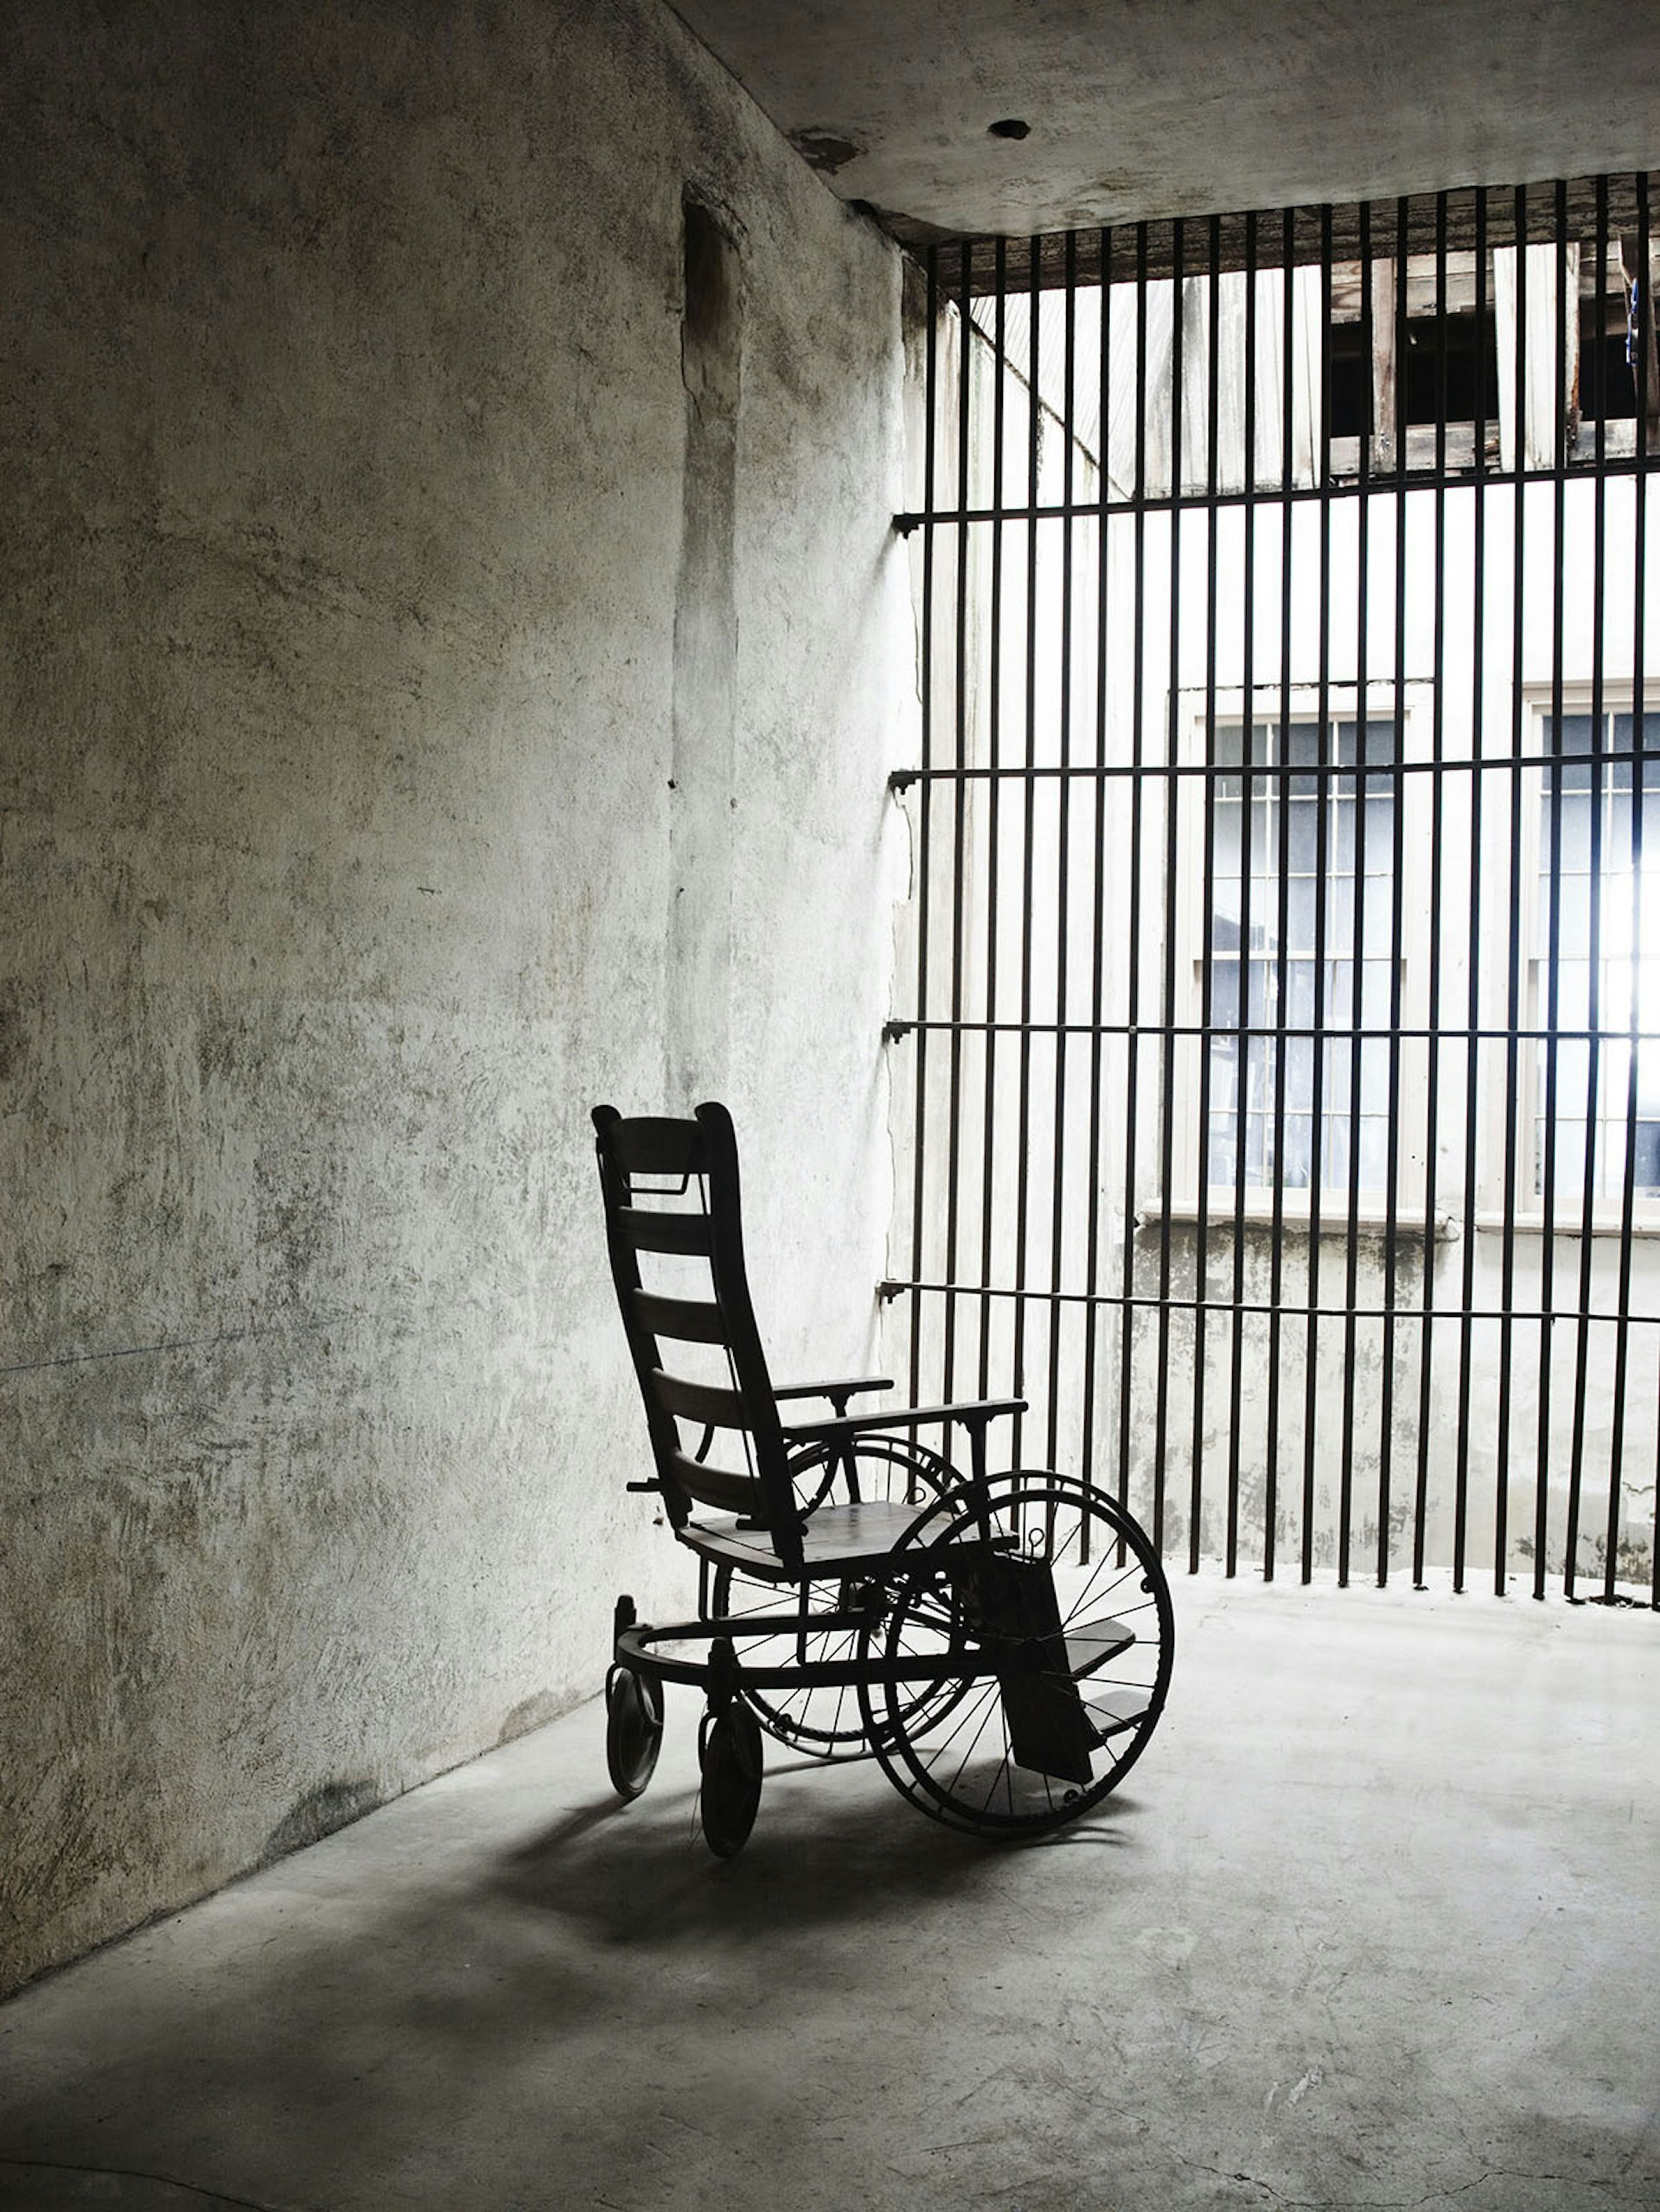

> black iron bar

[
  {"left": 1412, "top": 189, "right": 1452, "bottom": 1589},
  {"left": 1116, "top": 223, "right": 1153, "bottom": 1537},
  {"left": 884, "top": 1278, "right": 1660, "bottom": 1327},
  {"left": 1457, "top": 188, "right": 1490, "bottom": 1593},
  {"left": 940, "top": 240, "right": 976, "bottom": 1416},
  {"left": 1612, "top": 173, "right": 1656, "bottom": 1607},
  {"left": 1641, "top": 174, "right": 1657, "bottom": 1613},
  {"left": 1302, "top": 205, "right": 1337, "bottom": 1584},
  {"left": 891, "top": 451, "right": 1660, "bottom": 536},
  {"left": 1044, "top": 230, "right": 1080, "bottom": 1475},
  {"left": 1378, "top": 194, "right": 1412, "bottom": 1589},
  {"left": 905, "top": 246, "right": 942, "bottom": 1427},
  {"left": 1494, "top": 188, "right": 1532, "bottom": 1595},
  {"left": 1189, "top": 216, "right": 1225, "bottom": 1576},
  {"left": 1224, "top": 210, "right": 1262, "bottom": 1578},
  {"left": 892, "top": 742, "right": 1660, "bottom": 787},
  {"left": 976, "top": 240, "right": 1010, "bottom": 1406},
  {"left": 1264, "top": 205, "right": 1300, "bottom": 1583},
  {"left": 887, "top": 1015, "right": 1660, "bottom": 1045},
  {"left": 1531, "top": 182, "right": 1572, "bottom": 1600},
  {"left": 1078, "top": 226, "right": 1115, "bottom": 1551},
  {"left": 1008, "top": 238, "right": 1043, "bottom": 1467},
  {"left": 1337, "top": 200, "right": 1374, "bottom": 1589},
  {"left": 1565, "top": 177, "right": 1613, "bottom": 1600},
  {"left": 1152, "top": 218, "right": 1188, "bottom": 1557}
]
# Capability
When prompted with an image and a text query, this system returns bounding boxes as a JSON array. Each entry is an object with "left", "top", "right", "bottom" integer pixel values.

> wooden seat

[{"left": 674, "top": 1498, "right": 944, "bottom": 1581}]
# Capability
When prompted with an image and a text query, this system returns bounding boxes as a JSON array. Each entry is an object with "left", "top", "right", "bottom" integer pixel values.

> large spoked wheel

[
  {"left": 699, "top": 1701, "right": 763, "bottom": 1858},
  {"left": 857, "top": 1475, "right": 1174, "bottom": 1840},
  {"left": 709, "top": 1434, "right": 955, "bottom": 1761},
  {"left": 605, "top": 1665, "right": 664, "bottom": 1800}
]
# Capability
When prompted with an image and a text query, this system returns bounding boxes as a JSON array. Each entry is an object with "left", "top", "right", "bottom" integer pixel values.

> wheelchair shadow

[{"left": 492, "top": 1763, "right": 1143, "bottom": 1948}]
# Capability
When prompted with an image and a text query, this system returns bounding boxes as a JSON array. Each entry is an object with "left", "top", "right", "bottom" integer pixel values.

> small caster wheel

[
  {"left": 605, "top": 1665, "right": 664, "bottom": 1800},
  {"left": 698, "top": 1702, "right": 763, "bottom": 1857}
]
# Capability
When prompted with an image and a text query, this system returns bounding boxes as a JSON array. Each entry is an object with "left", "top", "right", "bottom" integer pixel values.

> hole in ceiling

[{"left": 987, "top": 118, "right": 1031, "bottom": 140}]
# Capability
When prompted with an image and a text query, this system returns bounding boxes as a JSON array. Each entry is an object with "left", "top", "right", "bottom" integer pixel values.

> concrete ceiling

[{"left": 669, "top": 0, "right": 1660, "bottom": 244}]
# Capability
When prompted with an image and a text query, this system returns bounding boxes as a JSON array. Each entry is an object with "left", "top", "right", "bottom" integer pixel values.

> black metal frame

[
  {"left": 889, "top": 175, "right": 1660, "bottom": 1608},
  {"left": 615, "top": 1594, "right": 1002, "bottom": 1696}
]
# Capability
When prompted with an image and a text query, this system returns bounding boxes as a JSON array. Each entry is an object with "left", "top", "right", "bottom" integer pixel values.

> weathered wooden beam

[{"left": 1370, "top": 259, "right": 1399, "bottom": 470}]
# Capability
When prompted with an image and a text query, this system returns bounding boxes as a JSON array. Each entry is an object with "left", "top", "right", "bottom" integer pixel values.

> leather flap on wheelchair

[{"left": 951, "top": 1551, "right": 1099, "bottom": 1788}]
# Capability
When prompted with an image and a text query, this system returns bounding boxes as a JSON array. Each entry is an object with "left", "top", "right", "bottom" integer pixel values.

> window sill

[
  {"left": 1141, "top": 1202, "right": 1456, "bottom": 1240},
  {"left": 1137, "top": 1205, "right": 1660, "bottom": 1241},
  {"left": 1472, "top": 1211, "right": 1660, "bottom": 1240}
]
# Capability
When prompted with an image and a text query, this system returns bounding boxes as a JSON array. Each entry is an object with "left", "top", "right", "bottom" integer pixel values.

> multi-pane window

[
  {"left": 1534, "top": 709, "right": 1660, "bottom": 1205},
  {"left": 1206, "top": 718, "right": 1399, "bottom": 1195}
]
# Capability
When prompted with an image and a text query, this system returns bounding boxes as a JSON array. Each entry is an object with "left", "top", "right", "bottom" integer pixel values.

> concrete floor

[{"left": 3, "top": 1576, "right": 1657, "bottom": 2212}]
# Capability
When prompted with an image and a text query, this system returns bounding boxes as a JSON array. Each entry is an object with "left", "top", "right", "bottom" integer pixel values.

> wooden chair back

[{"left": 592, "top": 1103, "right": 801, "bottom": 1567}]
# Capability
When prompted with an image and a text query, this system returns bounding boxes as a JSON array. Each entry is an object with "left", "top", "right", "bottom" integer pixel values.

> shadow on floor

[{"left": 492, "top": 1761, "right": 1142, "bottom": 1948}]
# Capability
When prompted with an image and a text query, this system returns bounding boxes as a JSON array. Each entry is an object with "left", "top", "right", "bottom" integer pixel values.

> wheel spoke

[{"left": 940, "top": 1686, "right": 1007, "bottom": 1804}]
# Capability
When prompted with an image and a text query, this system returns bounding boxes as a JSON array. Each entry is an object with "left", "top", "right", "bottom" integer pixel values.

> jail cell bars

[{"left": 886, "top": 181, "right": 1660, "bottom": 1602}]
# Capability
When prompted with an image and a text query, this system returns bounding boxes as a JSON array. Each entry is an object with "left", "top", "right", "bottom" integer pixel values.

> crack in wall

[{"left": 0, "top": 2155, "right": 304, "bottom": 2212}]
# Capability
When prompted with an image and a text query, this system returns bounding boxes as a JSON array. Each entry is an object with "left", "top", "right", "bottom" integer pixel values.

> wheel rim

[
  {"left": 712, "top": 1435, "right": 954, "bottom": 1759},
  {"left": 606, "top": 1667, "right": 663, "bottom": 1800},
  {"left": 857, "top": 1478, "right": 1174, "bottom": 1838}
]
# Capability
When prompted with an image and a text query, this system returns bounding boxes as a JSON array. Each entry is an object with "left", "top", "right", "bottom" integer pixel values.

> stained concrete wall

[{"left": 0, "top": 0, "right": 912, "bottom": 1992}]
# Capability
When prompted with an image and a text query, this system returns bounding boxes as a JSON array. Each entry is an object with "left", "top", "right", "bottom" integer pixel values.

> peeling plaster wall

[{"left": 0, "top": 0, "right": 912, "bottom": 1992}]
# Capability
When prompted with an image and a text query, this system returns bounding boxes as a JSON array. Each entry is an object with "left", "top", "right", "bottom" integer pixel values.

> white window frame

[
  {"left": 1497, "top": 682, "right": 1660, "bottom": 1231},
  {"left": 1170, "top": 683, "right": 1435, "bottom": 1224}
]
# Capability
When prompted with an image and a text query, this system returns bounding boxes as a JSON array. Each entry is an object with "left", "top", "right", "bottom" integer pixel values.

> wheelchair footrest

[
  {"left": 1082, "top": 1687, "right": 1152, "bottom": 1741},
  {"left": 1063, "top": 1613, "right": 1135, "bottom": 1676}
]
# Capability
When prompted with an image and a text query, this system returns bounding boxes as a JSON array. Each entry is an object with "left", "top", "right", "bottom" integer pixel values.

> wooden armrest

[
  {"left": 772, "top": 1375, "right": 894, "bottom": 1404},
  {"left": 783, "top": 1396, "right": 1025, "bottom": 1445}
]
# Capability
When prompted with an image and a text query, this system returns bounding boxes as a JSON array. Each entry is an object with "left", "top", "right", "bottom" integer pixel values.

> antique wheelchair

[{"left": 593, "top": 1102, "right": 1174, "bottom": 1857}]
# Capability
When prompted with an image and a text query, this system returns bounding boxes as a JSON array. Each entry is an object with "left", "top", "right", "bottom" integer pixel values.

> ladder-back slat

[
  {"left": 616, "top": 1206, "right": 712, "bottom": 1256},
  {"left": 651, "top": 1371, "right": 749, "bottom": 1429},
  {"left": 609, "top": 1117, "right": 706, "bottom": 1177},
  {"left": 669, "top": 1448, "right": 760, "bottom": 1516},
  {"left": 632, "top": 1289, "right": 726, "bottom": 1344}
]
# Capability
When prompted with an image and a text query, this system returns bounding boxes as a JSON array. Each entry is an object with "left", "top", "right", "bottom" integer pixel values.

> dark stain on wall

[
  {"left": 260, "top": 1778, "right": 380, "bottom": 1866},
  {"left": 681, "top": 193, "right": 741, "bottom": 376},
  {"left": 0, "top": 1001, "right": 22, "bottom": 1084},
  {"left": 496, "top": 1689, "right": 563, "bottom": 1744},
  {"left": 788, "top": 128, "right": 862, "bottom": 176},
  {"left": 668, "top": 189, "right": 742, "bottom": 1104}
]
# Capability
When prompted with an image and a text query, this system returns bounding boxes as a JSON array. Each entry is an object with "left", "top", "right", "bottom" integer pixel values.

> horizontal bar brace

[
  {"left": 881, "top": 1280, "right": 1660, "bottom": 1329},
  {"left": 890, "top": 746, "right": 1657, "bottom": 790},
  {"left": 894, "top": 447, "right": 1657, "bottom": 537},
  {"left": 917, "top": 178, "right": 1658, "bottom": 292},
  {"left": 884, "top": 1017, "right": 1660, "bottom": 1045}
]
